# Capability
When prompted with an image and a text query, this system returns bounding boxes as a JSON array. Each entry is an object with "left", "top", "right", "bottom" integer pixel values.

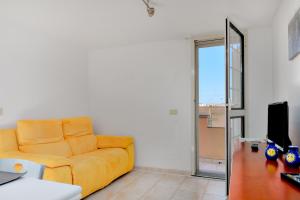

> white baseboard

[{"left": 134, "top": 166, "right": 190, "bottom": 176}]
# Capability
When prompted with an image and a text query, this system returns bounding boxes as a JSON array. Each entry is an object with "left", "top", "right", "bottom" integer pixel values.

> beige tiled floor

[
  {"left": 85, "top": 169, "right": 227, "bottom": 200},
  {"left": 199, "top": 158, "right": 225, "bottom": 174}
]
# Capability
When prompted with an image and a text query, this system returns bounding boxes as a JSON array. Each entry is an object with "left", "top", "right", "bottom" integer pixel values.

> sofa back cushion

[
  {"left": 17, "top": 120, "right": 64, "bottom": 145},
  {"left": 19, "top": 140, "right": 72, "bottom": 157},
  {"left": 62, "top": 117, "right": 97, "bottom": 155},
  {"left": 67, "top": 135, "right": 97, "bottom": 155},
  {"left": 0, "top": 129, "right": 19, "bottom": 152},
  {"left": 62, "top": 116, "right": 93, "bottom": 138},
  {"left": 17, "top": 120, "right": 72, "bottom": 157}
]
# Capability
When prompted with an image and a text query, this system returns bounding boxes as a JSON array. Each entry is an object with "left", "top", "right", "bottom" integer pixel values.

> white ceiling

[{"left": 0, "top": 0, "right": 282, "bottom": 49}]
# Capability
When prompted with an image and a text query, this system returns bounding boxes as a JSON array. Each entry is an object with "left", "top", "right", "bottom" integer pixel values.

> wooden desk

[{"left": 229, "top": 142, "right": 300, "bottom": 200}]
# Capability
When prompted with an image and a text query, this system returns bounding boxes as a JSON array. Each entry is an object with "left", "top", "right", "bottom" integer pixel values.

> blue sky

[{"left": 198, "top": 45, "right": 225, "bottom": 104}]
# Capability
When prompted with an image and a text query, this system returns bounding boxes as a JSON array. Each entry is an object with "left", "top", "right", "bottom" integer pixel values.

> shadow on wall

[
  {"left": 0, "top": 102, "right": 88, "bottom": 129},
  {"left": 289, "top": 85, "right": 300, "bottom": 147}
]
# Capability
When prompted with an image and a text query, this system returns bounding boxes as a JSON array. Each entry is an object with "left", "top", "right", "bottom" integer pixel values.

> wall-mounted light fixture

[{"left": 142, "top": 0, "right": 155, "bottom": 17}]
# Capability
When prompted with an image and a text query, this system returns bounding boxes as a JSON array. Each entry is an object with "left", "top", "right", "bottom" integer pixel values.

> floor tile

[
  {"left": 171, "top": 189, "right": 203, "bottom": 200},
  {"left": 113, "top": 172, "right": 162, "bottom": 199},
  {"left": 142, "top": 184, "right": 177, "bottom": 200},
  {"left": 85, "top": 169, "right": 227, "bottom": 200},
  {"left": 85, "top": 187, "right": 117, "bottom": 200},
  {"left": 199, "top": 159, "right": 226, "bottom": 174},
  {"left": 205, "top": 180, "right": 226, "bottom": 196},
  {"left": 202, "top": 194, "right": 227, "bottom": 200},
  {"left": 155, "top": 173, "right": 185, "bottom": 188},
  {"left": 87, "top": 170, "right": 145, "bottom": 199},
  {"left": 111, "top": 190, "right": 142, "bottom": 200},
  {"left": 179, "top": 176, "right": 208, "bottom": 192}
]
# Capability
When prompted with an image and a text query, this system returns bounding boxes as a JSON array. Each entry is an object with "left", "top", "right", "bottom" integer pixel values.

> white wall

[
  {"left": 88, "top": 40, "right": 193, "bottom": 171},
  {"left": 246, "top": 27, "right": 273, "bottom": 139},
  {"left": 0, "top": 21, "right": 89, "bottom": 127},
  {"left": 88, "top": 31, "right": 273, "bottom": 171},
  {"left": 0, "top": 1, "right": 282, "bottom": 172},
  {"left": 272, "top": 0, "right": 300, "bottom": 147}
]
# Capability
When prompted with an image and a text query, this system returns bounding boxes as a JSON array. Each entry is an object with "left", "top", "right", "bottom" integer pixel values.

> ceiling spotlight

[{"left": 142, "top": 0, "right": 155, "bottom": 17}]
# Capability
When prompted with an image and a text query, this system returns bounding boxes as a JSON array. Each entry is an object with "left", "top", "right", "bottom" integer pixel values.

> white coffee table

[{"left": 0, "top": 177, "right": 81, "bottom": 200}]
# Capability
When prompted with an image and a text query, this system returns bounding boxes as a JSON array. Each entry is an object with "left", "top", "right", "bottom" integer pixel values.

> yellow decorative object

[
  {"left": 267, "top": 148, "right": 276, "bottom": 157},
  {"left": 14, "top": 163, "right": 23, "bottom": 172},
  {"left": 0, "top": 117, "right": 135, "bottom": 198},
  {"left": 286, "top": 153, "right": 295, "bottom": 163}
]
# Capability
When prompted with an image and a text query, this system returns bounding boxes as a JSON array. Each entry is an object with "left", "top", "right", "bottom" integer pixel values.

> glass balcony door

[{"left": 225, "top": 18, "right": 245, "bottom": 195}]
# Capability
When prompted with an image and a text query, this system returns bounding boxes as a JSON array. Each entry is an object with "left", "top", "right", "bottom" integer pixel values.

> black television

[{"left": 267, "top": 101, "right": 291, "bottom": 153}]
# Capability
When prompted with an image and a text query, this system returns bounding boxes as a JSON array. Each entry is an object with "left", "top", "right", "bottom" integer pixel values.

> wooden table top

[{"left": 229, "top": 142, "right": 300, "bottom": 200}]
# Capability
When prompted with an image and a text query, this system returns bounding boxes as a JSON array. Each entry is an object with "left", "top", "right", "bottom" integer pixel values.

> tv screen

[{"left": 267, "top": 101, "right": 291, "bottom": 153}]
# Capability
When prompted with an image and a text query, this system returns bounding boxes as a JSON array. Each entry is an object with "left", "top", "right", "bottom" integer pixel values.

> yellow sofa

[{"left": 0, "top": 117, "right": 134, "bottom": 198}]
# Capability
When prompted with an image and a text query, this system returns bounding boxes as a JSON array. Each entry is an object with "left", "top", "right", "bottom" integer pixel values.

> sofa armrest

[
  {"left": 0, "top": 151, "right": 72, "bottom": 168},
  {"left": 96, "top": 135, "right": 134, "bottom": 149}
]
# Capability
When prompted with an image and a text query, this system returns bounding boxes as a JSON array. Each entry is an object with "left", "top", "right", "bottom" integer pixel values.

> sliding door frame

[{"left": 194, "top": 38, "right": 226, "bottom": 179}]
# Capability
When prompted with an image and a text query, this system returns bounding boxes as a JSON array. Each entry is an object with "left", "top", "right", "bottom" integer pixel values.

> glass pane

[
  {"left": 231, "top": 118, "right": 242, "bottom": 138},
  {"left": 198, "top": 46, "right": 225, "bottom": 104},
  {"left": 229, "top": 28, "right": 243, "bottom": 109},
  {"left": 197, "top": 42, "right": 226, "bottom": 178},
  {"left": 230, "top": 117, "right": 243, "bottom": 158},
  {"left": 225, "top": 20, "right": 245, "bottom": 196}
]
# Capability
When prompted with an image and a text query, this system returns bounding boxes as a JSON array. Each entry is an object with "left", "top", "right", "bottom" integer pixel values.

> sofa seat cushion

[
  {"left": 70, "top": 148, "right": 129, "bottom": 197},
  {"left": 67, "top": 135, "right": 97, "bottom": 156},
  {"left": 17, "top": 120, "right": 64, "bottom": 145},
  {"left": 19, "top": 141, "right": 72, "bottom": 157},
  {"left": 0, "top": 129, "right": 18, "bottom": 152},
  {"left": 95, "top": 148, "right": 129, "bottom": 179},
  {"left": 70, "top": 156, "right": 109, "bottom": 197},
  {"left": 73, "top": 148, "right": 129, "bottom": 179},
  {"left": 43, "top": 166, "right": 73, "bottom": 185}
]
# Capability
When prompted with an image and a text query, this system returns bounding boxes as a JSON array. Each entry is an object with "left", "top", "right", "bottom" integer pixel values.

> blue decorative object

[
  {"left": 265, "top": 142, "right": 279, "bottom": 160},
  {"left": 285, "top": 146, "right": 300, "bottom": 168}
]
